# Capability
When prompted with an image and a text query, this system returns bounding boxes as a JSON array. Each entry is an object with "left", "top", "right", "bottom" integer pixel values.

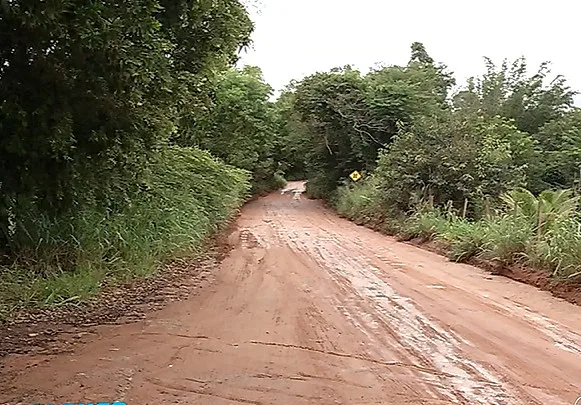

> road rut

[{"left": 2, "top": 182, "right": 581, "bottom": 404}]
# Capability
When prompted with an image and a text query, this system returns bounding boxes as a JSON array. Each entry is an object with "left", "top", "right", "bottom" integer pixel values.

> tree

[
  {"left": 374, "top": 114, "right": 535, "bottom": 214},
  {"left": 182, "top": 66, "right": 280, "bottom": 193},
  {"left": 0, "top": 0, "right": 253, "bottom": 249},
  {"left": 285, "top": 43, "right": 454, "bottom": 197},
  {"left": 532, "top": 109, "right": 581, "bottom": 191},
  {"left": 453, "top": 57, "right": 576, "bottom": 134},
  {"left": 159, "top": 0, "right": 254, "bottom": 140},
  {"left": 407, "top": 42, "right": 455, "bottom": 102},
  {"left": 410, "top": 42, "right": 434, "bottom": 65},
  {"left": 273, "top": 88, "right": 311, "bottom": 179},
  {"left": 291, "top": 66, "right": 367, "bottom": 196}
]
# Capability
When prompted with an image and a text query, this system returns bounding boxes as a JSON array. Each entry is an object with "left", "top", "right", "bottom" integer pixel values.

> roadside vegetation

[
  {"left": 280, "top": 44, "right": 581, "bottom": 280},
  {"left": 0, "top": 1, "right": 281, "bottom": 319}
]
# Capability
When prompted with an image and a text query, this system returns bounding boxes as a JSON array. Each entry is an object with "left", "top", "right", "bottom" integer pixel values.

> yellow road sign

[{"left": 349, "top": 170, "right": 362, "bottom": 182}]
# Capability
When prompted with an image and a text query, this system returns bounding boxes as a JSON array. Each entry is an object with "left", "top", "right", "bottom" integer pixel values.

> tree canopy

[
  {"left": 180, "top": 66, "right": 283, "bottom": 193},
  {"left": 279, "top": 43, "right": 579, "bottom": 214},
  {"left": 0, "top": 0, "right": 253, "bottom": 246},
  {"left": 284, "top": 44, "right": 455, "bottom": 198}
]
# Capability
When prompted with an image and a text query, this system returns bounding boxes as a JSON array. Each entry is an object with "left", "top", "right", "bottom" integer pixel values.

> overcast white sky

[{"left": 239, "top": 0, "right": 581, "bottom": 101}]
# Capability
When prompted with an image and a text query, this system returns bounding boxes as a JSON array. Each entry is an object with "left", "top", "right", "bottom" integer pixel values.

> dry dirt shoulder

[{"left": 0, "top": 231, "right": 233, "bottom": 358}]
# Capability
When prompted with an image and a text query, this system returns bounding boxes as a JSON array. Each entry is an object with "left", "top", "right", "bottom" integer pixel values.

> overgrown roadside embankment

[
  {"left": 329, "top": 181, "right": 581, "bottom": 307},
  {"left": 0, "top": 228, "right": 233, "bottom": 357},
  {"left": 0, "top": 147, "right": 251, "bottom": 326}
]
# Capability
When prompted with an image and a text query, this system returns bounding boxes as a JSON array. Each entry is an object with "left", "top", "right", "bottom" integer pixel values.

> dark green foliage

[
  {"left": 532, "top": 109, "right": 581, "bottom": 191},
  {"left": 0, "top": 0, "right": 253, "bottom": 249},
  {"left": 374, "top": 114, "right": 534, "bottom": 213},
  {"left": 273, "top": 89, "right": 311, "bottom": 180},
  {"left": 1, "top": 1, "right": 172, "bottom": 244},
  {"left": 284, "top": 44, "right": 454, "bottom": 198},
  {"left": 293, "top": 66, "right": 369, "bottom": 197},
  {"left": 0, "top": 0, "right": 255, "bottom": 316},
  {"left": 179, "top": 66, "right": 283, "bottom": 194},
  {"left": 0, "top": 147, "right": 250, "bottom": 316}
]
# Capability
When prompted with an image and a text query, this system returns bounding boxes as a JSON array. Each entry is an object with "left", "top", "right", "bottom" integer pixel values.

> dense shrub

[
  {"left": 334, "top": 181, "right": 581, "bottom": 278},
  {"left": 0, "top": 0, "right": 260, "bottom": 318},
  {"left": 181, "top": 66, "right": 283, "bottom": 194},
  {"left": 0, "top": 148, "right": 250, "bottom": 318},
  {"left": 305, "top": 175, "right": 339, "bottom": 200},
  {"left": 0, "top": 0, "right": 253, "bottom": 248},
  {"left": 373, "top": 115, "right": 534, "bottom": 214}
]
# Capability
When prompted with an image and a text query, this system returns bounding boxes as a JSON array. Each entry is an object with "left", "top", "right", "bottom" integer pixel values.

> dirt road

[{"left": 3, "top": 181, "right": 581, "bottom": 404}]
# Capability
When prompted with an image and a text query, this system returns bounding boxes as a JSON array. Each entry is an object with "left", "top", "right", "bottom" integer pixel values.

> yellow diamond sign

[{"left": 349, "top": 170, "right": 362, "bottom": 182}]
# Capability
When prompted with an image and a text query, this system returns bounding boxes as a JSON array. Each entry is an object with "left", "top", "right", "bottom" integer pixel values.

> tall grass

[
  {"left": 526, "top": 218, "right": 581, "bottom": 277},
  {"left": 334, "top": 179, "right": 403, "bottom": 234},
  {"left": 335, "top": 181, "right": 381, "bottom": 222},
  {"left": 334, "top": 182, "right": 581, "bottom": 279},
  {"left": 436, "top": 218, "right": 489, "bottom": 262},
  {"left": 400, "top": 210, "right": 449, "bottom": 241},
  {"left": 479, "top": 215, "right": 533, "bottom": 264},
  {"left": 0, "top": 147, "right": 250, "bottom": 319}
]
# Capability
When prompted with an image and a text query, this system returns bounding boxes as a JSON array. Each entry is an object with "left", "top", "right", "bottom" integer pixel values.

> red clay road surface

[{"left": 2, "top": 181, "right": 581, "bottom": 404}]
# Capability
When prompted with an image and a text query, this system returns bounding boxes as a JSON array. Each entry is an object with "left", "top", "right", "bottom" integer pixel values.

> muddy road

[{"left": 2, "top": 181, "right": 581, "bottom": 404}]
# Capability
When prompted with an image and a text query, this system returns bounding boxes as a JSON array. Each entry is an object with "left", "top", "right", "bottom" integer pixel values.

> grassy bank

[
  {"left": 334, "top": 180, "right": 581, "bottom": 280},
  {"left": 0, "top": 147, "right": 251, "bottom": 320}
]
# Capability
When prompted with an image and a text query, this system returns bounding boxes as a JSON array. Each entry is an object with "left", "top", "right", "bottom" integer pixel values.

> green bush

[
  {"left": 527, "top": 218, "right": 581, "bottom": 277},
  {"left": 374, "top": 115, "right": 533, "bottom": 213},
  {"left": 334, "top": 180, "right": 384, "bottom": 223},
  {"left": 0, "top": 0, "right": 254, "bottom": 249},
  {"left": 251, "top": 171, "right": 287, "bottom": 195},
  {"left": 477, "top": 216, "right": 533, "bottom": 265},
  {"left": 436, "top": 219, "right": 488, "bottom": 262},
  {"left": 306, "top": 175, "right": 338, "bottom": 200},
  {"left": 0, "top": 147, "right": 250, "bottom": 318},
  {"left": 400, "top": 210, "right": 449, "bottom": 241}
]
